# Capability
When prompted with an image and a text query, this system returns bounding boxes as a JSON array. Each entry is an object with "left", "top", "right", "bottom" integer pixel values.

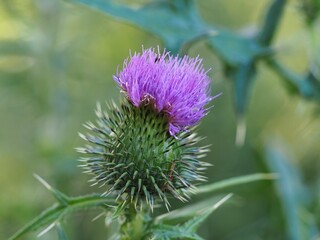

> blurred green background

[{"left": 1, "top": 0, "right": 319, "bottom": 239}]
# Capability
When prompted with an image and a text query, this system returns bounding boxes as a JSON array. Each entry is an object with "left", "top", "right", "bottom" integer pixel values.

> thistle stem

[{"left": 119, "top": 203, "right": 150, "bottom": 240}]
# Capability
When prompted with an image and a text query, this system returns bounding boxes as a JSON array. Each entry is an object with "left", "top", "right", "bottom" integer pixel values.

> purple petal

[{"left": 114, "top": 47, "right": 214, "bottom": 136}]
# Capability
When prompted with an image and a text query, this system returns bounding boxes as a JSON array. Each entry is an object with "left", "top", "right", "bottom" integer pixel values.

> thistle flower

[
  {"left": 78, "top": 47, "right": 213, "bottom": 210},
  {"left": 114, "top": 47, "right": 212, "bottom": 136}
]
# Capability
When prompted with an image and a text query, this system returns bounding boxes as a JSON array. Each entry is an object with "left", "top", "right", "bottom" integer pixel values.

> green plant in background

[{"left": 2, "top": 0, "right": 320, "bottom": 239}]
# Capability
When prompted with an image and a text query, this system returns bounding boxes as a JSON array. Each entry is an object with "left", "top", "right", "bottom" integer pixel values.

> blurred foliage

[
  {"left": 264, "top": 140, "right": 318, "bottom": 240},
  {"left": 299, "top": 0, "right": 320, "bottom": 25},
  {"left": 1, "top": 0, "right": 320, "bottom": 239}
]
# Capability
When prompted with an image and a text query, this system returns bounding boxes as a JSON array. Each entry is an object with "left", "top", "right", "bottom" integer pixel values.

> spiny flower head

[
  {"left": 114, "top": 47, "right": 212, "bottom": 136},
  {"left": 79, "top": 47, "right": 213, "bottom": 210}
]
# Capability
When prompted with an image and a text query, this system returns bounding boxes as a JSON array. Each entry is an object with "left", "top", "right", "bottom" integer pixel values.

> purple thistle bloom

[{"left": 113, "top": 47, "right": 213, "bottom": 136}]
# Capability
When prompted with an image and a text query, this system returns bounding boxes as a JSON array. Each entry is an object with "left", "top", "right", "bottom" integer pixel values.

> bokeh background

[{"left": 1, "top": 0, "right": 320, "bottom": 239}]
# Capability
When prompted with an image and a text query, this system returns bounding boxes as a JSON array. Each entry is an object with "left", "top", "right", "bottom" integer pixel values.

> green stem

[{"left": 119, "top": 203, "right": 151, "bottom": 240}]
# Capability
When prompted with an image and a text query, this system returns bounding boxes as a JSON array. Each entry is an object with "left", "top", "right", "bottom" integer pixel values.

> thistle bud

[{"left": 79, "top": 47, "right": 213, "bottom": 210}]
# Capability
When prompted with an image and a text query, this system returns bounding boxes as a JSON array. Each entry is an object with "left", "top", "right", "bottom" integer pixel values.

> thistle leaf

[
  {"left": 181, "top": 194, "right": 232, "bottom": 232},
  {"left": 151, "top": 194, "right": 232, "bottom": 239},
  {"left": 37, "top": 222, "right": 56, "bottom": 238},
  {"left": 34, "top": 174, "right": 69, "bottom": 206},
  {"left": 9, "top": 193, "right": 115, "bottom": 240},
  {"left": 64, "top": 0, "right": 211, "bottom": 53},
  {"left": 194, "top": 173, "right": 277, "bottom": 195},
  {"left": 156, "top": 193, "right": 233, "bottom": 224}
]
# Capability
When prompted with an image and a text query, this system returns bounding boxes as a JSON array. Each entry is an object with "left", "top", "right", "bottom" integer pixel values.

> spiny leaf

[
  {"left": 152, "top": 194, "right": 232, "bottom": 239},
  {"left": 208, "top": 28, "right": 269, "bottom": 66},
  {"left": 194, "top": 173, "right": 277, "bottom": 195},
  {"left": 267, "top": 59, "right": 320, "bottom": 102},
  {"left": 9, "top": 194, "right": 115, "bottom": 240},
  {"left": 37, "top": 222, "right": 56, "bottom": 238},
  {"left": 258, "top": 0, "right": 287, "bottom": 46},
  {"left": 157, "top": 193, "right": 233, "bottom": 224},
  {"left": 64, "top": 0, "right": 211, "bottom": 53},
  {"left": 182, "top": 194, "right": 232, "bottom": 232},
  {"left": 34, "top": 174, "right": 69, "bottom": 206}
]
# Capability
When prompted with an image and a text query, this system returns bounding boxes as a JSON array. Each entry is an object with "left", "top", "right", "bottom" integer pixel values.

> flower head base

[
  {"left": 114, "top": 47, "right": 212, "bottom": 136},
  {"left": 79, "top": 101, "right": 209, "bottom": 210}
]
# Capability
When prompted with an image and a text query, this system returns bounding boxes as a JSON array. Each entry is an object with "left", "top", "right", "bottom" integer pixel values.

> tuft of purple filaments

[{"left": 113, "top": 47, "right": 213, "bottom": 136}]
